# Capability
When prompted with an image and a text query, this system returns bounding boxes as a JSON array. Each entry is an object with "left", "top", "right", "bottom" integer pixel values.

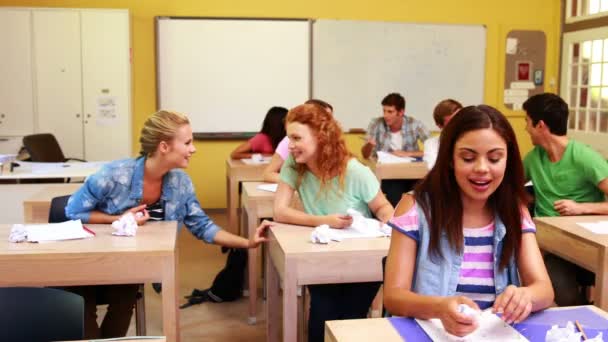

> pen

[
  {"left": 575, "top": 320, "right": 588, "bottom": 340},
  {"left": 82, "top": 225, "right": 96, "bottom": 236}
]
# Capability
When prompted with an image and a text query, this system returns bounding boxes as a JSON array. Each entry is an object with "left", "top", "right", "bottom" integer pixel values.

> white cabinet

[
  {"left": 0, "top": 9, "right": 34, "bottom": 135},
  {"left": 0, "top": 7, "right": 131, "bottom": 161}
]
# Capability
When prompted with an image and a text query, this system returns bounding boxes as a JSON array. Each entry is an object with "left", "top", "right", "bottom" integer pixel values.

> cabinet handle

[
  {"left": 0, "top": 113, "right": 5, "bottom": 118},
  {"left": 76, "top": 113, "right": 81, "bottom": 118},
  {"left": 85, "top": 120, "right": 88, "bottom": 124},
  {"left": 86, "top": 113, "right": 92, "bottom": 118}
]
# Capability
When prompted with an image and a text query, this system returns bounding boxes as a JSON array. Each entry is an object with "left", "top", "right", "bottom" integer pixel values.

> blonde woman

[{"left": 66, "top": 110, "right": 271, "bottom": 338}]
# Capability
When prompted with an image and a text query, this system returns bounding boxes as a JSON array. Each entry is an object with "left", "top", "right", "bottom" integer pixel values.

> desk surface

[
  {"left": 0, "top": 223, "right": 176, "bottom": 258},
  {"left": 0, "top": 161, "right": 103, "bottom": 180},
  {"left": 325, "top": 306, "right": 608, "bottom": 342},
  {"left": 534, "top": 216, "right": 608, "bottom": 247},
  {"left": 371, "top": 160, "right": 428, "bottom": 180},
  {"left": 0, "top": 221, "right": 180, "bottom": 341}
]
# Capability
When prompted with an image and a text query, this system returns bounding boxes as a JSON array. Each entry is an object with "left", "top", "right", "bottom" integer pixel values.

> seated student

[
  {"left": 423, "top": 99, "right": 463, "bottom": 169},
  {"left": 262, "top": 99, "right": 333, "bottom": 183},
  {"left": 384, "top": 105, "right": 553, "bottom": 337},
  {"left": 274, "top": 103, "right": 393, "bottom": 342},
  {"left": 230, "top": 106, "right": 288, "bottom": 159},
  {"left": 65, "top": 110, "right": 272, "bottom": 339},
  {"left": 522, "top": 93, "right": 608, "bottom": 305},
  {"left": 361, "top": 92, "right": 430, "bottom": 207}
]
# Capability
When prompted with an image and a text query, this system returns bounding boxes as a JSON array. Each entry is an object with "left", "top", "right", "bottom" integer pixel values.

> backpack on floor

[{"left": 181, "top": 247, "right": 247, "bottom": 308}]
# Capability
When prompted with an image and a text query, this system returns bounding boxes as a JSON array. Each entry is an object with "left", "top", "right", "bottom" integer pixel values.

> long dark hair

[
  {"left": 414, "top": 105, "right": 528, "bottom": 269},
  {"left": 260, "top": 106, "right": 288, "bottom": 149}
]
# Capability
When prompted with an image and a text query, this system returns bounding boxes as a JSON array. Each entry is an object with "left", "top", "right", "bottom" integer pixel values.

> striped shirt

[{"left": 389, "top": 203, "right": 536, "bottom": 309}]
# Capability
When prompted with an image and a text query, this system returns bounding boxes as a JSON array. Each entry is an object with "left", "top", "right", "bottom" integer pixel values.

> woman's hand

[
  {"left": 248, "top": 220, "right": 274, "bottom": 248},
  {"left": 325, "top": 214, "right": 353, "bottom": 229},
  {"left": 126, "top": 204, "right": 150, "bottom": 225},
  {"left": 493, "top": 285, "right": 533, "bottom": 324},
  {"left": 438, "top": 296, "right": 480, "bottom": 337}
]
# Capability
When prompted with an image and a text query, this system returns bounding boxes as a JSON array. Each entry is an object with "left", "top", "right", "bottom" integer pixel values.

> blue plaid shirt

[
  {"left": 65, "top": 157, "right": 221, "bottom": 243},
  {"left": 366, "top": 116, "right": 430, "bottom": 156}
]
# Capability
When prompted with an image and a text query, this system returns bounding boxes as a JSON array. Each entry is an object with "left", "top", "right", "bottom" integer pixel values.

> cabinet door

[
  {"left": 81, "top": 10, "right": 131, "bottom": 161},
  {"left": 33, "top": 10, "right": 84, "bottom": 159},
  {"left": 0, "top": 9, "right": 34, "bottom": 136}
]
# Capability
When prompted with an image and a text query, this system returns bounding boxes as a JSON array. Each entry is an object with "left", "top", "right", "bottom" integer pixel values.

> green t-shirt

[
  {"left": 524, "top": 140, "right": 608, "bottom": 217},
  {"left": 279, "top": 156, "right": 380, "bottom": 218}
]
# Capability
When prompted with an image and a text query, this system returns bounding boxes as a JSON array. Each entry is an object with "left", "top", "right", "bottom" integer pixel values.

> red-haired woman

[{"left": 274, "top": 103, "right": 393, "bottom": 342}]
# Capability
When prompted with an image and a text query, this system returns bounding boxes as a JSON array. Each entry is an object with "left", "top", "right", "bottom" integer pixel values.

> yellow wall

[{"left": 1, "top": 0, "right": 561, "bottom": 207}]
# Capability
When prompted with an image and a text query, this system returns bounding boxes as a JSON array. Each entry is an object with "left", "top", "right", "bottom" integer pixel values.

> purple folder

[{"left": 388, "top": 306, "right": 608, "bottom": 341}]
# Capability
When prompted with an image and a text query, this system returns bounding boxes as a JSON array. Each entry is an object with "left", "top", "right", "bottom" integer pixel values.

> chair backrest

[
  {"left": 23, "top": 133, "right": 66, "bottom": 162},
  {"left": 49, "top": 195, "right": 71, "bottom": 223},
  {"left": 0, "top": 287, "right": 84, "bottom": 342}
]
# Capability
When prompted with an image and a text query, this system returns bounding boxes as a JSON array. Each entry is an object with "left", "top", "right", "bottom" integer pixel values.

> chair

[
  {"left": 0, "top": 287, "right": 84, "bottom": 342},
  {"left": 48, "top": 195, "right": 147, "bottom": 335},
  {"left": 22, "top": 133, "right": 86, "bottom": 162}
]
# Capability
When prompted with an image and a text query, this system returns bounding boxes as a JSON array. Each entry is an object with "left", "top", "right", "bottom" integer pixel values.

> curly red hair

[{"left": 286, "top": 103, "right": 351, "bottom": 192}]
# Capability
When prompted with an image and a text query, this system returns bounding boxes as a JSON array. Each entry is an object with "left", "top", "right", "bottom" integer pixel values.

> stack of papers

[
  {"left": 25, "top": 220, "right": 94, "bottom": 242},
  {"left": 577, "top": 221, "right": 608, "bottom": 234},
  {"left": 241, "top": 156, "right": 272, "bottom": 165},
  {"left": 377, "top": 151, "right": 414, "bottom": 164}
]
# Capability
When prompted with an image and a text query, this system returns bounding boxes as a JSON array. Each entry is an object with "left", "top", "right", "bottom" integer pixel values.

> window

[
  {"left": 562, "top": 29, "right": 608, "bottom": 133},
  {"left": 567, "top": 0, "right": 608, "bottom": 22}
]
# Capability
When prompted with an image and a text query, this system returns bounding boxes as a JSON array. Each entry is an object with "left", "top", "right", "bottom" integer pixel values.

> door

[
  {"left": 0, "top": 9, "right": 34, "bottom": 136},
  {"left": 81, "top": 10, "right": 131, "bottom": 161},
  {"left": 33, "top": 10, "right": 84, "bottom": 159}
]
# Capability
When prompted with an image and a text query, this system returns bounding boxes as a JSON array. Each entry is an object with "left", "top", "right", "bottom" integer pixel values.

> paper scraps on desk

[
  {"left": 8, "top": 220, "right": 94, "bottom": 243},
  {"left": 577, "top": 221, "right": 608, "bottom": 234},
  {"left": 310, "top": 208, "right": 390, "bottom": 244},
  {"left": 241, "top": 154, "right": 271, "bottom": 165},
  {"left": 376, "top": 151, "right": 414, "bottom": 164},
  {"left": 112, "top": 212, "right": 139, "bottom": 236},
  {"left": 256, "top": 183, "right": 278, "bottom": 192},
  {"left": 545, "top": 321, "right": 604, "bottom": 342},
  {"left": 416, "top": 310, "right": 526, "bottom": 341}
]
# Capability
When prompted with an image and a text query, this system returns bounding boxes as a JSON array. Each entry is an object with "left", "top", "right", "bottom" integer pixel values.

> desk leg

[
  {"left": 283, "top": 262, "right": 297, "bottom": 342},
  {"left": 596, "top": 248, "right": 608, "bottom": 311},
  {"left": 266, "top": 245, "right": 280, "bottom": 342},
  {"left": 247, "top": 207, "right": 259, "bottom": 324},
  {"left": 227, "top": 176, "right": 239, "bottom": 235},
  {"left": 162, "top": 253, "right": 180, "bottom": 342}
]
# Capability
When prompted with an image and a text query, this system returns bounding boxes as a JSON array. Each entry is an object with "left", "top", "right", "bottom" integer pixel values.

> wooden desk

[
  {"left": 69, "top": 339, "right": 166, "bottom": 342},
  {"left": 534, "top": 216, "right": 608, "bottom": 311},
  {"left": 265, "top": 223, "right": 390, "bottom": 342},
  {"left": 0, "top": 222, "right": 180, "bottom": 342},
  {"left": 372, "top": 161, "right": 429, "bottom": 181},
  {"left": 0, "top": 161, "right": 103, "bottom": 181},
  {"left": 241, "top": 182, "right": 275, "bottom": 324},
  {"left": 324, "top": 305, "right": 608, "bottom": 342},
  {"left": 23, "top": 183, "right": 82, "bottom": 223},
  {"left": 226, "top": 159, "right": 267, "bottom": 234}
]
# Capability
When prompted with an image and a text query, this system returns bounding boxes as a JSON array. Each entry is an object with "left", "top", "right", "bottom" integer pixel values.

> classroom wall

[{"left": 0, "top": 0, "right": 561, "bottom": 208}]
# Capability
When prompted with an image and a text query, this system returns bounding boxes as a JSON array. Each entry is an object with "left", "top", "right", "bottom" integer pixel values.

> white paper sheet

[
  {"left": 416, "top": 311, "right": 527, "bottom": 342},
  {"left": 577, "top": 221, "right": 608, "bottom": 234},
  {"left": 376, "top": 151, "right": 414, "bottom": 164},
  {"left": 25, "top": 220, "right": 94, "bottom": 242},
  {"left": 241, "top": 156, "right": 272, "bottom": 165},
  {"left": 256, "top": 183, "right": 278, "bottom": 192}
]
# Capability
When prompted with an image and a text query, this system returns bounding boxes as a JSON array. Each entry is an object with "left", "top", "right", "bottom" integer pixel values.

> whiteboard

[
  {"left": 157, "top": 18, "right": 310, "bottom": 134},
  {"left": 313, "top": 20, "right": 486, "bottom": 131}
]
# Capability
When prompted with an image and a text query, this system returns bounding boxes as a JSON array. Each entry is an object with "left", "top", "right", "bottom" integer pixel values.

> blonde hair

[{"left": 139, "top": 110, "right": 190, "bottom": 157}]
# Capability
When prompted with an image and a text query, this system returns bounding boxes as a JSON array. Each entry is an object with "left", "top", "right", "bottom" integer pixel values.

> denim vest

[{"left": 411, "top": 205, "right": 520, "bottom": 297}]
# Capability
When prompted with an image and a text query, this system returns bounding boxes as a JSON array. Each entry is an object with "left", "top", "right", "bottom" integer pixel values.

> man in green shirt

[{"left": 523, "top": 92, "right": 608, "bottom": 305}]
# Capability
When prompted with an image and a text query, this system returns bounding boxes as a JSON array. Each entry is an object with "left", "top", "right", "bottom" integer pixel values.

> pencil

[{"left": 575, "top": 320, "right": 588, "bottom": 341}]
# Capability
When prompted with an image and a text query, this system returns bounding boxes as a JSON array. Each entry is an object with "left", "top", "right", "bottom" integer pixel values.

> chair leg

[{"left": 135, "top": 284, "right": 146, "bottom": 335}]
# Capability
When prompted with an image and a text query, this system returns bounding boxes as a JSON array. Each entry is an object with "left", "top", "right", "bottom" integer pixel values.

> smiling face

[
  {"left": 286, "top": 121, "right": 318, "bottom": 165},
  {"left": 163, "top": 124, "right": 196, "bottom": 169},
  {"left": 453, "top": 128, "right": 507, "bottom": 207}
]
